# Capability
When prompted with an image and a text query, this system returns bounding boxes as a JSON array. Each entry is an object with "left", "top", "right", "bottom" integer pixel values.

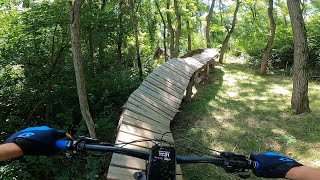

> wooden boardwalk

[{"left": 107, "top": 49, "right": 219, "bottom": 180}]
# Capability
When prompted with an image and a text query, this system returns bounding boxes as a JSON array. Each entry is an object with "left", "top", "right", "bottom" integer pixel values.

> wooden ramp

[{"left": 107, "top": 49, "right": 219, "bottom": 180}]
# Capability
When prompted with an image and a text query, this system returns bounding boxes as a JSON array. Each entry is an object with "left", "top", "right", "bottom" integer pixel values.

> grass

[{"left": 171, "top": 57, "right": 320, "bottom": 180}]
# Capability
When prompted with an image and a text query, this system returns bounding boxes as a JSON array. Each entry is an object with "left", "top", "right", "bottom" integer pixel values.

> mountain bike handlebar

[{"left": 55, "top": 137, "right": 256, "bottom": 179}]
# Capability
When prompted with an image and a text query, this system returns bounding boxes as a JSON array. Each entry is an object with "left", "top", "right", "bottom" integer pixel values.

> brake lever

[{"left": 220, "top": 152, "right": 252, "bottom": 179}]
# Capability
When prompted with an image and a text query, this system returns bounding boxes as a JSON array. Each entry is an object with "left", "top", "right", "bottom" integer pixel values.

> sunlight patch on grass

[
  {"left": 269, "top": 84, "right": 291, "bottom": 95},
  {"left": 173, "top": 59, "right": 320, "bottom": 179}
]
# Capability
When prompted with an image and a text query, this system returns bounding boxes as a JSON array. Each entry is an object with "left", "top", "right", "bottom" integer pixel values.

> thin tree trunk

[
  {"left": 87, "top": 0, "right": 94, "bottom": 75},
  {"left": 117, "top": 0, "right": 124, "bottom": 63},
  {"left": 173, "top": 0, "right": 181, "bottom": 58},
  {"left": 155, "top": 0, "right": 168, "bottom": 61},
  {"left": 206, "top": 0, "right": 216, "bottom": 48},
  {"left": 287, "top": 0, "right": 311, "bottom": 114},
  {"left": 186, "top": 19, "right": 192, "bottom": 53},
  {"left": 218, "top": 0, "right": 240, "bottom": 64},
  {"left": 69, "top": 0, "right": 97, "bottom": 138},
  {"left": 260, "top": 0, "right": 276, "bottom": 75},
  {"left": 130, "top": 0, "right": 143, "bottom": 81},
  {"left": 219, "top": 0, "right": 223, "bottom": 26},
  {"left": 166, "top": 0, "right": 174, "bottom": 59}
]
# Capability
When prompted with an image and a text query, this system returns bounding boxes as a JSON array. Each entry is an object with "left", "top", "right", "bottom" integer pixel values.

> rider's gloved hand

[
  {"left": 250, "top": 152, "right": 302, "bottom": 178},
  {"left": 4, "top": 126, "right": 71, "bottom": 155}
]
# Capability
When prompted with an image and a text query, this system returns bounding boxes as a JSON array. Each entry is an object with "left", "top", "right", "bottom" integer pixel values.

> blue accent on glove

[
  {"left": 55, "top": 140, "right": 70, "bottom": 150},
  {"left": 4, "top": 126, "right": 68, "bottom": 155},
  {"left": 250, "top": 152, "right": 302, "bottom": 178}
]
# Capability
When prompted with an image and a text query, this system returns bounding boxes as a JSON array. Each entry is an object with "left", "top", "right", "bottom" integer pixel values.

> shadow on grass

[{"left": 171, "top": 62, "right": 320, "bottom": 180}]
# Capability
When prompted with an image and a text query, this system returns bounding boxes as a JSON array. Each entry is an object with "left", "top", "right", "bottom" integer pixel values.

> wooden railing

[{"left": 107, "top": 49, "right": 219, "bottom": 180}]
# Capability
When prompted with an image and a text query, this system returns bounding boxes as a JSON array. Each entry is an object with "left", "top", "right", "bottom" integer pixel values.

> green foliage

[{"left": 1, "top": 0, "right": 320, "bottom": 179}]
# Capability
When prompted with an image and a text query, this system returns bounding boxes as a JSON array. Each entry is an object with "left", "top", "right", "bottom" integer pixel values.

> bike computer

[{"left": 147, "top": 144, "right": 176, "bottom": 180}]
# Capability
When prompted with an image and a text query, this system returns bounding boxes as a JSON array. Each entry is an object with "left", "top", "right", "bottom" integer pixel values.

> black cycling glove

[
  {"left": 4, "top": 126, "right": 67, "bottom": 155},
  {"left": 250, "top": 152, "right": 302, "bottom": 178}
]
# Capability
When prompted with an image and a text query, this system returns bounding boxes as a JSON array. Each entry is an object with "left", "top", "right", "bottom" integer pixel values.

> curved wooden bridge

[{"left": 107, "top": 49, "right": 219, "bottom": 180}]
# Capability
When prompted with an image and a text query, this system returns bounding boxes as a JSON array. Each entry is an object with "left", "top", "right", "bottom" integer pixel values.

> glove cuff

[{"left": 276, "top": 162, "right": 303, "bottom": 178}]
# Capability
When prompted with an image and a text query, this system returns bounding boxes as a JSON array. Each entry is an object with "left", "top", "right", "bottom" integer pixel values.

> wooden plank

[
  {"left": 122, "top": 109, "right": 170, "bottom": 129},
  {"left": 116, "top": 131, "right": 160, "bottom": 149},
  {"left": 114, "top": 142, "right": 150, "bottom": 151},
  {"left": 193, "top": 54, "right": 212, "bottom": 64},
  {"left": 107, "top": 166, "right": 139, "bottom": 180},
  {"left": 110, "top": 154, "right": 146, "bottom": 170},
  {"left": 174, "top": 58, "right": 199, "bottom": 70},
  {"left": 180, "top": 57, "right": 204, "bottom": 69},
  {"left": 110, "top": 154, "right": 182, "bottom": 174},
  {"left": 159, "top": 64, "right": 190, "bottom": 79},
  {"left": 154, "top": 67, "right": 190, "bottom": 86},
  {"left": 131, "top": 93, "right": 177, "bottom": 117},
  {"left": 123, "top": 101, "right": 171, "bottom": 126},
  {"left": 145, "top": 75, "right": 184, "bottom": 100},
  {"left": 163, "top": 61, "right": 193, "bottom": 77},
  {"left": 119, "top": 124, "right": 174, "bottom": 143},
  {"left": 107, "top": 166, "right": 183, "bottom": 180},
  {"left": 171, "top": 58, "right": 198, "bottom": 71},
  {"left": 141, "top": 82, "right": 182, "bottom": 105},
  {"left": 147, "top": 71, "right": 186, "bottom": 91},
  {"left": 127, "top": 96, "right": 173, "bottom": 121},
  {"left": 168, "top": 58, "right": 195, "bottom": 73},
  {"left": 133, "top": 89, "right": 180, "bottom": 113},
  {"left": 153, "top": 68, "right": 190, "bottom": 87},
  {"left": 162, "top": 62, "right": 193, "bottom": 79},
  {"left": 120, "top": 114, "right": 170, "bottom": 134},
  {"left": 138, "top": 85, "right": 181, "bottom": 109}
]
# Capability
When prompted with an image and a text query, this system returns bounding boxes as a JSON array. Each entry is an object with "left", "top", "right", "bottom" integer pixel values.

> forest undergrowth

[{"left": 172, "top": 57, "right": 320, "bottom": 180}]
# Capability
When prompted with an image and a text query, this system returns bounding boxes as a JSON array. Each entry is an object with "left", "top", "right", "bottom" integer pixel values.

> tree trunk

[
  {"left": 206, "top": 0, "right": 215, "bottom": 48},
  {"left": 287, "top": 0, "right": 311, "bottom": 114},
  {"left": 166, "top": 0, "right": 175, "bottom": 59},
  {"left": 117, "top": 0, "right": 124, "bottom": 63},
  {"left": 186, "top": 19, "right": 192, "bottom": 53},
  {"left": 173, "top": 0, "right": 181, "bottom": 58},
  {"left": 260, "top": 0, "right": 276, "bottom": 75},
  {"left": 130, "top": 0, "right": 143, "bottom": 81},
  {"left": 88, "top": 0, "right": 95, "bottom": 76},
  {"left": 218, "top": 0, "right": 240, "bottom": 64},
  {"left": 155, "top": 0, "right": 168, "bottom": 61},
  {"left": 69, "top": 0, "right": 97, "bottom": 138}
]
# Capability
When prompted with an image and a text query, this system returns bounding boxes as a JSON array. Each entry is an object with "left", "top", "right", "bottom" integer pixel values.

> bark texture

[
  {"left": 156, "top": 0, "right": 168, "bottom": 61},
  {"left": 206, "top": 0, "right": 216, "bottom": 48},
  {"left": 287, "top": 0, "right": 311, "bottom": 114},
  {"left": 117, "top": 0, "right": 124, "bottom": 63},
  {"left": 69, "top": 0, "right": 97, "bottom": 138},
  {"left": 260, "top": 0, "right": 276, "bottom": 75},
  {"left": 166, "top": 0, "right": 175, "bottom": 58},
  {"left": 130, "top": 0, "right": 143, "bottom": 81},
  {"left": 218, "top": 0, "right": 240, "bottom": 64},
  {"left": 173, "top": 0, "right": 181, "bottom": 58}
]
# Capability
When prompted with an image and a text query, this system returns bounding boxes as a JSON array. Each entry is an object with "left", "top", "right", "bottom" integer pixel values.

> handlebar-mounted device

[{"left": 56, "top": 137, "right": 255, "bottom": 180}]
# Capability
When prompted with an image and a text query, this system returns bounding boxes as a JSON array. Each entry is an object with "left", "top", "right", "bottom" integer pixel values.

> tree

[
  {"left": 130, "top": 0, "right": 143, "bottom": 81},
  {"left": 69, "top": 0, "right": 97, "bottom": 138},
  {"left": 219, "top": 0, "right": 240, "bottom": 64},
  {"left": 173, "top": 0, "right": 181, "bottom": 57},
  {"left": 155, "top": 0, "right": 168, "bottom": 61},
  {"left": 166, "top": 0, "right": 175, "bottom": 58},
  {"left": 117, "top": 0, "right": 124, "bottom": 63},
  {"left": 287, "top": 0, "right": 311, "bottom": 114},
  {"left": 260, "top": 0, "right": 276, "bottom": 75},
  {"left": 206, "top": 0, "right": 216, "bottom": 48}
]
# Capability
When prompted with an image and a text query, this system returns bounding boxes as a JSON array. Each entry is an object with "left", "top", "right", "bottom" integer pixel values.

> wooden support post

[
  {"left": 209, "top": 58, "right": 215, "bottom": 70},
  {"left": 205, "top": 63, "right": 210, "bottom": 76},
  {"left": 184, "top": 74, "right": 195, "bottom": 102}
]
